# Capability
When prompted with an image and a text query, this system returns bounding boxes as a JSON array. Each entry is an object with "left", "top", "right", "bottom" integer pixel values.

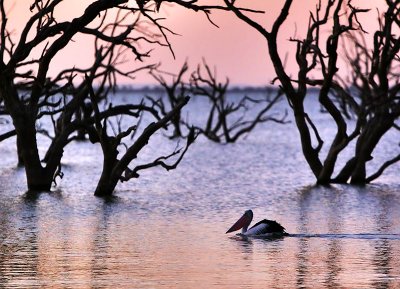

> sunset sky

[{"left": 9, "top": 0, "right": 387, "bottom": 86}]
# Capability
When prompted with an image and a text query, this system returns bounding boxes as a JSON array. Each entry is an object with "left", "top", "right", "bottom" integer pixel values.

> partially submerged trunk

[
  {"left": 336, "top": 115, "right": 394, "bottom": 184},
  {"left": 94, "top": 141, "right": 120, "bottom": 197},
  {"left": 1, "top": 76, "right": 64, "bottom": 191},
  {"left": 94, "top": 170, "right": 120, "bottom": 197},
  {"left": 16, "top": 137, "right": 24, "bottom": 166},
  {"left": 226, "top": 0, "right": 399, "bottom": 185},
  {"left": 88, "top": 81, "right": 193, "bottom": 197},
  {"left": 14, "top": 116, "right": 55, "bottom": 191}
]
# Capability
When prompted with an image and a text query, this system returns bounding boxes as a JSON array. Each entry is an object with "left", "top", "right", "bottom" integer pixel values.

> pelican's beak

[{"left": 226, "top": 211, "right": 252, "bottom": 234}]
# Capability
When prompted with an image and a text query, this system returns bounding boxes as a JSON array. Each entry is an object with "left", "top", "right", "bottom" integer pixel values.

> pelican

[{"left": 226, "top": 210, "right": 288, "bottom": 237}]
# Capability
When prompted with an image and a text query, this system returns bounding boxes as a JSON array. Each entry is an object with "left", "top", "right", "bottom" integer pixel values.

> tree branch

[
  {"left": 366, "top": 153, "right": 400, "bottom": 182},
  {"left": 0, "top": 129, "right": 16, "bottom": 141}
]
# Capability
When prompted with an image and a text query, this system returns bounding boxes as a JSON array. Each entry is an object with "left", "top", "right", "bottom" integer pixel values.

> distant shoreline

[{"left": 114, "top": 85, "right": 320, "bottom": 94}]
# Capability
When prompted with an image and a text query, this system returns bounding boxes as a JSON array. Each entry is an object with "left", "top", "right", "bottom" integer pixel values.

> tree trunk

[
  {"left": 266, "top": 37, "right": 324, "bottom": 181},
  {"left": 15, "top": 119, "right": 54, "bottom": 191},
  {"left": 94, "top": 172, "right": 119, "bottom": 197},
  {"left": 333, "top": 157, "right": 357, "bottom": 183},
  {"left": 293, "top": 108, "right": 324, "bottom": 180},
  {"left": 94, "top": 162, "right": 120, "bottom": 197},
  {"left": 94, "top": 144, "right": 120, "bottom": 197},
  {"left": 350, "top": 116, "right": 393, "bottom": 184},
  {"left": 25, "top": 165, "right": 54, "bottom": 191},
  {"left": 16, "top": 137, "right": 24, "bottom": 166},
  {"left": 1, "top": 75, "right": 55, "bottom": 190},
  {"left": 171, "top": 111, "right": 182, "bottom": 138}
]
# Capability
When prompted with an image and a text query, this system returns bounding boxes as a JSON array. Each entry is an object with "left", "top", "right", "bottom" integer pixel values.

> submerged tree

[
  {"left": 86, "top": 76, "right": 196, "bottom": 196},
  {"left": 189, "top": 60, "right": 285, "bottom": 143},
  {"left": 147, "top": 62, "right": 189, "bottom": 139},
  {"left": 0, "top": 1, "right": 160, "bottom": 191},
  {"left": 0, "top": 0, "right": 234, "bottom": 192},
  {"left": 225, "top": 0, "right": 400, "bottom": 184},
  {"left": 149, "top": 60, "right": 286, "bottom": 143}
]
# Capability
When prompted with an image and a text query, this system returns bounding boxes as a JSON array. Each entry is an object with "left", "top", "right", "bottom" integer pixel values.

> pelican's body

[{"left": 226, "top": 210, "right": 288, "bottom": 237}]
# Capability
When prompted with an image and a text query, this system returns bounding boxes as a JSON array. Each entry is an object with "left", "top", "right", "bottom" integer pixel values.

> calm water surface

[{"left": 0, "top": 92, "right": 399, "bottom": 288}]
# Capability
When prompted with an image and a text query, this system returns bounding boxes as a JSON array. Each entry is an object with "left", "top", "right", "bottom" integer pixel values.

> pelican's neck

[
  {"left": 240, "top": 210, "right": 253, "bottom": 234},
  {"left": 242, "top": 213, "right": 253, "bottom": 233}
]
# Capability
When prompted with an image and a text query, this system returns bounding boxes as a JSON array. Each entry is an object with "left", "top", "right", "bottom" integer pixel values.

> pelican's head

[{"left": 226, "top": 209, "right": 253, "bottom": 234}]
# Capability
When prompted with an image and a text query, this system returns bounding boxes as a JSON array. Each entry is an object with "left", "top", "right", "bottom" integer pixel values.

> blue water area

[{"left": 0, "top": 91, "right": 399, "bottom": 288}]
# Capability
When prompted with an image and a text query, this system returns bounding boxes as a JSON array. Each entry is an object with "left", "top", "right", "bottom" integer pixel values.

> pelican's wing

[
  {"left": 244, "top": 221, "right": 269, "bottom": 235},
  {"left": 245, "top": 219, "right": 286, "bottom": 235}
]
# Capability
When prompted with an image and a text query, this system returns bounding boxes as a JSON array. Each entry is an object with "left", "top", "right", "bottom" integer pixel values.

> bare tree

[
  {"left": 147, "top": 62, "right": 189, "bottom": 138},
  {"left": 148, "top": 60, "right": 286, "bottom": 143},
  {"left": 0, "top": 1, "right": 161, "bottom": 191},
  {"left": 189, "top": 60, "right": 286, "bottom": 143},
  {"left": 86, "top": 76, "right": 196, "bottom": 196},
  {"left": 0, "top": 0, "right": 233, "bottom": 192},
  {"left": 38, "top": 11, "right": 157, "bottom": 165},
  {"left": 225, "top": 0, "right": 400, "bottom": 184}
]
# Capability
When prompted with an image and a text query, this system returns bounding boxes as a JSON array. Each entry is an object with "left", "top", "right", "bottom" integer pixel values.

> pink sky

[{"left": 9, "top": 0, "right": 386, "bottom": 86}]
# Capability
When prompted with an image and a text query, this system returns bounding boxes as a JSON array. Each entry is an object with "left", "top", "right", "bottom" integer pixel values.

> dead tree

[
  {"left": 148, "top": 60, "right": 285, "bottom": 143},
  {"left": 225, "top": 0, "right": 400, "bottom": 184},
  {"left": 0, "top": 1, "right": 162, "bottom": 191},
  {"left": 147, "top": 62, "right": 189, "bottom": 138},
  {"left": 86, "top": 76, "right": 196, "bottom": 196},
  {"left": 0, "top": 0, "right": 230, "bottom": 192},
  {"left": 190, "top": 60, "right": 286, "bottom": 143},
  {"left": 332, "top": 12, "right": 400, "bottom": 183},
  {"left": 39, "top": 10, "right": 158, "bottom": 165},
  {"left": 0, "top": 0, "right": 247, "bottom": 192}
]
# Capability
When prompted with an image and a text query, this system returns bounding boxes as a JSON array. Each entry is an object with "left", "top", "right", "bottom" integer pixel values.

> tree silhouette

[
  {"left": 0, "top": 0, "right": 230, "bottom": 192},
  {"left": 85, "top": 76, "right": 196, "bottom": 196},
  {"left": 225, "top": 0, "right": 400, "bottom": 184},
  {"left": 147, "top": 62, "right": 189, "bottom": 139},
  {"left": 149, "top": 60, "right": 286, "bottom": 143},
  {"left": 189, "top": 60, "right": 286, "bottom": 143},
  {"left": 0, "top": 1, "right": 161, "bottom": 191}
]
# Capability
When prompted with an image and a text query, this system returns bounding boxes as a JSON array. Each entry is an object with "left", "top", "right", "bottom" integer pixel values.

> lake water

[{"left": 0, "top": 91, "right": 399, "bottom": 288}]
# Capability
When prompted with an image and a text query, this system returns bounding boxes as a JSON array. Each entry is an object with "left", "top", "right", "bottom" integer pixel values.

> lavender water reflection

[
  {"left": 0, "top": 93, "right": 399, "bottom": 288},
  {"left": 1, "top": 177, "right": 400, "bottom": 288}
]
